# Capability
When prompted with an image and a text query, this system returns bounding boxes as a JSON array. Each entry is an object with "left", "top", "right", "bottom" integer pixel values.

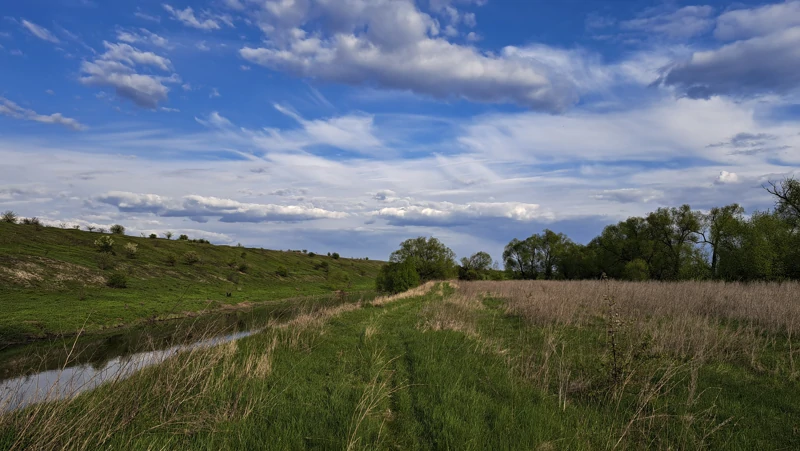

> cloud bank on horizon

[{"left": 0, "top": 0, "right": 799, "bottom": 260}]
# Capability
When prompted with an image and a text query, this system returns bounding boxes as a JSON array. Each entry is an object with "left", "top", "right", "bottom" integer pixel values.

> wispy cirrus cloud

[
  {"left": 0, "top": 97, "right": 85, "bottom": 130},
  {"left": 20, "top": 19, "right": 59, "bottom": 43}
]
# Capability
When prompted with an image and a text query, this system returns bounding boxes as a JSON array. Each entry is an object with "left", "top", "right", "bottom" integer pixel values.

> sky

[{"left": 1, "top": 0, "right": 799, "bottom": 262}]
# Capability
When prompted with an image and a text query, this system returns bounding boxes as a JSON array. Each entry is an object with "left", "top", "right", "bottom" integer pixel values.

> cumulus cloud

[
  {"left": 162, "top": 4, "right": 224, "bottom": 30},
  {"left": 715, "top": 171, "right": 741, "bottom": 185},
  {"left": 96, "top": 191, "right": 348, "bottom": 222},
  {"left": 20, "top": 19, "right": 60, "bottom": 43},
  {"left": 715, "top": 1, "right": 800, "bottom": 41},
  {"left": 237, "top": 0, "right": 611, "bottom": 112},
  {"left": 621, "top": 5, "right": 715, "bottom": 40},
  {"left": 661, "top": 26, "right": 800, "bottom": 99},
  {"left": 372, "top": 201, "right": 552, "bottom": 226},
  {"left": 0, "top": 97, "right": 86, "bottom": 130},
  {"left": 79, "top": 41, "right": 179, "bottom": 108}
]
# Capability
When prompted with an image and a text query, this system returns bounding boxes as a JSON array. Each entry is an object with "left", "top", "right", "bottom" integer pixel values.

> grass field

[
  {"left": 2, "top": 280, "right": 798, "bottom": 449},
  {"left": 0, "top": 221, "right": 383, "bottom": 344}
]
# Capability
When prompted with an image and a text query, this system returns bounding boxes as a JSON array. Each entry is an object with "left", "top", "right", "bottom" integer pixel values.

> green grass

[
  {"left": 0, "top": 221, "right": 383, "bottom": 344},
  {"left": 3, "top": 282, "right": 798, "bottom": 449}
]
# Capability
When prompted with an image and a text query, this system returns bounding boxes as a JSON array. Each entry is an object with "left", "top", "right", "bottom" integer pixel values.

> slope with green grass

[
  {"left": 3, "top": 282, "right": 798, "bottom": 450},
  {"left": 0, "top": 221, "right": 383, "bottom": 344}
]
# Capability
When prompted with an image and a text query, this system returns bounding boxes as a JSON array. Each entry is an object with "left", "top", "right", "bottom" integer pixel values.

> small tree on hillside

[
  {"left": 1, "top": 211, "right": 18, "bottom": 224},
  {"left": 164, "top": 231, "right": 173, "bottom": 240},
  {"left": 94, "top": 236, "right": 115, "bottom": 253},
  {"left": 110, "top": 224, "right": 125, "bottom": 235},
  {"left": 178, "top": 234, "right": 189, "bottom": 241}
]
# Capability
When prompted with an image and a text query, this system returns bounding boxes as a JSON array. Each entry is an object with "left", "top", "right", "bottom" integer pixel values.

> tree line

[{"left": 377, "top": 177, "right": 800, "bottom": 292}]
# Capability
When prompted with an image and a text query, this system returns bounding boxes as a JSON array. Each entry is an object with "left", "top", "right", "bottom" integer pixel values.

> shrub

[
  {"left": 109, "top": 224, "right": 125, "bottom": 235},
  {"left": 332, "top": 252, "right": 340, "bottom": 259},
  {"left": 106, "top": 272, "right": 128, "bottom": 288},
  {"left": 164, "top": 231, "right": 173, "bottom": 240},
  {"left": 94, "top": 235, "right": 115, "bottom": 253},
  {"left": 165, "top": 254, "right": 177, "bottom": 266},
  {"left": 227, "top": 272, "right": 240, "bottom": 284},
  {"left": 149, "top": 234, "right": 157, "bottom": 239},
  {"left": 21, "top": 217, "right": 42, "bottom": 226},
  {"left": 182, "top": 251, "right": 200, "bottom": 265},
  {"left": 1, "top": 211, "right": 17, "bottom": 224},
  {"left": 226, "top": 259, "right": 238, "bottom": 269},
  {"left": 327, "top": 269, "right": 351, "bottom": 291},
  {"left": 124, "top": 242, "right": 138, "bottom": 259},
  {"left": 314, "top": 260, "right": 329, "bottom": 272},
  {"left": 275, "top": 265, "right": 289, "bottom": 277},
  {"left": 308, "top": 252, "right": 316, "bottom": 257},
  {"left": 96, "top": 253, "right": 116, "bottom": 270},
  {"left": 178, "top": 234, "right": 189, "bottom": 241},
  {"left": 376, "top": 259, "right": 420, "bottom": 294},
  {"left": 238, "top": 262, "right": 248, "bottom": 273}
]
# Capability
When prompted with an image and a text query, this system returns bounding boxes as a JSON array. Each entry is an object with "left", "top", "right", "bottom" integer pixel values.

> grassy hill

[{"left": 0, "top": 221, "right": 384, "bottom": 344}]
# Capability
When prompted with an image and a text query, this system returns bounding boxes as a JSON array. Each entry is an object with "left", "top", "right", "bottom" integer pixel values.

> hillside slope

[{"left": 0, "top": 222, "right": 384, "bottom": 343}]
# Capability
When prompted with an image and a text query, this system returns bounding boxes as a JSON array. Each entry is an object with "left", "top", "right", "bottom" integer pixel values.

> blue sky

[{"left": 1, "top": 0, "right": 799, "bottom": 261}]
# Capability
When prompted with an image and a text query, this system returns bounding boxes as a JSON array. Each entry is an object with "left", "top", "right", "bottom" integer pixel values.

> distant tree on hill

[
  {"left": 110, "top": 224, "right": 125, "bottom": 235},
  {"left": 163, "top": 231, "right": 173, "bottom": 240},
  {"left": 1, "top": 211, "right": 17, "bottom": 224}
]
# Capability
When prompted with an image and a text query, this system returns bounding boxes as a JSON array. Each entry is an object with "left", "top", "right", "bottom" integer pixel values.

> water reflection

[{"left": 0, "top": 329, "right": 258, "bottom": 413}]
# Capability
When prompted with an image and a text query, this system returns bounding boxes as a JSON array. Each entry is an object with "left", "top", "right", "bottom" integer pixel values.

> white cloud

[
  {"left": 209, "top": 87, "right": 221, "bottom": 98},
  {"left": 715, "top": 171, "right": 741, "bottom": 185},
  {"left": 196, "top": 40, "right": 210, "bottom": 51},
  {"left": 162, "top": 4, "right": 223, "bottom": 30},
  {"left": 715, "top": 1, "right": 800, "bottom": 41},
  {"left": 238, "top": 0, "right": 614, "bottom": 111},
  {"left": 662, "top": 27, "right": 800, "bottom": 98},
  {"left": 0, "top": 97, "right": 86, "bottom": 130},
  {"left": 20, "top": 19, "right": 59, "bottom": 43},
  {"left": 592, "top": 188, "right": 664, "bottom": 203},
  {"left": 372, "top": 201, "right": 553, "bottom": 226},
  {"left": 621, "top": 5, "right": 715, "bottom": 40},
  {"left": 96, "top": 191, "right": 348, "bottom": 222},
  {"left": 116, "top": 28, "right": 170, "bottom": 48},
  {"left": 79, "top": 41, "right": 179, "bottom": 108}
]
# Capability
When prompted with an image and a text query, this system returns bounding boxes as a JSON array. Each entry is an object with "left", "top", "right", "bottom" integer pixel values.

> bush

[
  {"left": 332, "top": 252, "right": 340, "bottom": 259},
  {"left": 106, "top": 272, "right": 128, "bottom": 288},
  {"left": 1, "top": 211, "right": 17, "bottom": 224},
  {"left": 275, "top": 265, "right": 289, "bottom": 277},
  {"left": 178, "top": 234, "right": 189, "bottom": 241},
  {"left": 308, "top": 252, "right": 316, "bottom": 257},
  {"left": 163, "top": 231, "right": 173, "bottom": 240},
  {"left": 96, "top": 253, "right": 116, "bottom": 270},
  {"left": 21, "top": 217, "right": 42, "bottom": 226},
  {"left": 149, "top": 234, "right": 157, "bottom": 239},
  {"left": 165, "top": 254, "right": 177, "bottom": 266},
  {"left": 237, "top": 262, "right": 248, "bottom": 273},
  {"left": 376, "top": 259, "right": 420, "bottom": 294},
  {"left": 94, "top": 235, "right": 115, "bottom": 253},
  {"left": 182, "top": 251, "right": 200, "bottom": 265},
  {"left": 110, "top": 224, "right": 125, "bottom": 235},
  {"left": 314, "top": 260, "right": 329, "bottom": 272},
  {"left": 124, "top": 242, "right": 138, "bottom": 259},
  {"left": 327, "top": 269, "right": 351, "bottom": 291}
]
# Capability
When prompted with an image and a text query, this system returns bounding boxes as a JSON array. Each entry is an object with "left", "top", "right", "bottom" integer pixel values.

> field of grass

[
  {"left": 2, "top": 280, "right": 798, "bottom": 449},
  {"left": 0, "top": 221, "right": 383, "bottom": 344}
]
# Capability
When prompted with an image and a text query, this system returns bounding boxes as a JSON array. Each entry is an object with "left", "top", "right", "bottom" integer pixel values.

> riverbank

[
  {"left": 2, "top": 281, "right": 798, "bottom": 449},
  {"left": 0, "top": 221, "right": 384, "bottom": 345}
]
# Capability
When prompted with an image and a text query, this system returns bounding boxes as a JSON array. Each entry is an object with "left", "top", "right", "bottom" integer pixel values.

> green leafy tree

[
  {"left": 390, "top": 237, "right": 456, "bottom": 282},
  {"left": 503, "top": 237, "right": 538, "bottom": 279},
  {"left": 178, "top": 234, "right": 189, "bottom": 241},
  {"left": 109, "top": 224, "right": 125, "bottom": 235},
  {"left": 376, "top": 259, "right": 420, "bottom": 293},
  {"left": 459, "top": 251, "right": 493, "bottom": 280},
  {"left": 699, "top": 204, "right": 745, "bottom": 278},
  {"left": 765, "top": 177, "right": 800, "bottom": 228},
  {"left": 623, "top": 259, "right": 650, "bottom": 281}
]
